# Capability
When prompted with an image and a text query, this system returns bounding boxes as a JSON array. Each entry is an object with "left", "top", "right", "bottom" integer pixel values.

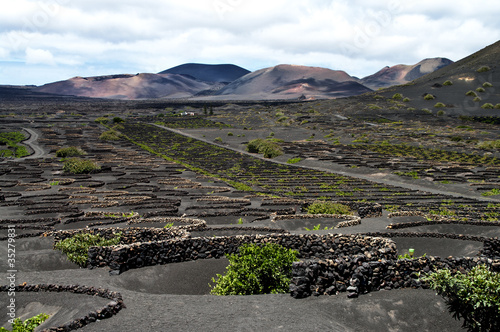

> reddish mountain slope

[
  {"left": 361, "top": 58, "right": 453, "bottom": 90},
  {"left": 210, "top": 64, "right": 372, "bottom": 100},
  {"left": 34, "top": 73, "right": 216, "bottom": 99}
]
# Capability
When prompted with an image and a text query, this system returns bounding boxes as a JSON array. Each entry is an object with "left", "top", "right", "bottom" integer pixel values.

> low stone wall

[
  {"left": 357, "top": 203, "right": 383, "bottom": 218},
  {"left": 290, "top": 256, "right": 500, "bottom": 299},
  {"left": 87, "top": 233, "right": 397, "bottom": 275},
  {"left": 273, "top": 213, "right": 361, "bottom": 229},
  {"left": 48, "top": 227, "right": 189, "bottom": 246},
  {"left": 482, "top": 238, "right": 500, "bottom": 258},
  {"left": 127, "top": 216, "right": 207, "bottom": 231},
  {"left": 0, "top": 284, "right": 124, "bottom": 332}
]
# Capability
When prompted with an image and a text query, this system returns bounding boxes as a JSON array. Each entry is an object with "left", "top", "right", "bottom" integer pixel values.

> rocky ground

[{"left": 0, "top": 97, "right": 499, "bottom": 331}]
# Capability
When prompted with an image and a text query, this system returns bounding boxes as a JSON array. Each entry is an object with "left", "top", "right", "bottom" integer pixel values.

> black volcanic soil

[{"left": 1, "top": 93, "right": 500, "bottom": 331}]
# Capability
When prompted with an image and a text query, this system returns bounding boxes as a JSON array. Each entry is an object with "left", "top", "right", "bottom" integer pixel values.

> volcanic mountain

[
  {"left": 159, "top": 63, "right": 250, "bottom": 83},
  {"left": 375, "top": 40, "right": 500, "bottom": 115},
  {"left": 34, "top": 73, "right": 218, "bottom": 99},
  {"left": 207, "top": 64, "right": 372, "bottom": 100},
  {"left": 361, "top": 58, "right": 454, "bottom": 90}
]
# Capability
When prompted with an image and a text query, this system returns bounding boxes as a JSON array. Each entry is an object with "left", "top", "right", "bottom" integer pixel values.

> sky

[{"left": 1, "top": 0, "right": 500, "bottom": 86}]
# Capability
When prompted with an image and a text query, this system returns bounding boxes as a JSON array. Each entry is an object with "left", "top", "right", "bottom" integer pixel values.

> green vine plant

[
  {"left": 304, "top": 224, "right": 334, "bottom": 231},
  {"left": 210, "top": 243, "right": 298, "bottom": 295},
  {"left": 420, "top": 265, "right": 500, "bottom": 332},
  {"left": 0, "top": 313, "right": 49, "bottom": 332},
  {"left": 54, "top": 232, "right": 122, "bottom": 267}
]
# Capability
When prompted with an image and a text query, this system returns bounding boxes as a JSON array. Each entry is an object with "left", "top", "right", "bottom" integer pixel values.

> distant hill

[
  {"left": 159, "top": 63, "right": 250, "bottom": 83},
  {"left": 376, "top": 40, "right": 500, "bottom": 115},
  {"left": 207, "top": 64, "right": 372, "bottom": 100},
  {"left": 361, "top": 58, "right": 454, "bottom": 90},
  {"left": 34, "top": 73, "right": 218, "bottom": 99}
]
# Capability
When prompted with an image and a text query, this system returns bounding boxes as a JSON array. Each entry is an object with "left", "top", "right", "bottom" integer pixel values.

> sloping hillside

[{"left": 159, "top": 63, "right": 250, "bottom": 83}]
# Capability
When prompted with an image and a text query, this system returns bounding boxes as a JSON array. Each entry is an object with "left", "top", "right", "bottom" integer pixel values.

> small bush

[
  {"left": 392, "top": 93, "right": 403, "bottom": 100},
  {"left": 465, "top": 90, "right": 478, "bottom": 97},
  {"left": 287, "top": 157, "right": 302, "bottom": 164},
  {"left": 113, "top": 116, "right": 125, "bottom": 123},
  {"left": 443, "top": 80, "right": 453, "bottom": 86},
  {"left": 421, "top": 265, "right": 500, "bottom": 332},
  {"left": 56, "top": 146, "right": 85, "bottom": 158},
  {"left": 478, "top": 140, "right": 500, "bottom": 150},
  {"left": 473, "top": 97, "right": 482, "bottom": 102},
  {"left": 483, "top": 82, "right": 493, "bottom": 88},
  {"left": 210, "top": 243, "right": 298, "bottom": 295},
  {"left": 94, "top": 117, "right": 109, "bottom": 124},
  {"left": 1, "top": 313, "right": 50, "bottom": 332},
  {"left": 476, "top": 87, "right": 486, "bottom": 93},
  {"left": 403, "top": 97, "right": 411, "bottom": 102},
  {"left": 437, "top": 110, "right": 445, "bottom": 116},
  {"left": 214, "top": 137, "right": 222, "bottom": 142},
  {"left": 434, "top": 102, "right": 446, "bottom": 108},
  {"left": 63, "top": 158, "right": 100, "bottom": 174},
  {"left": 481, "top": 103, "right": 495, "bottom": 109},
  {"left": 477, "top": 66, "right": 491, "bottom": 73},
  {"left": 99, "top": 130, "right": 121, "bottom": 141},
  {"left": 306, "top": 201, "right": 352, "bottom": 215},
  {"left": 495, "top": 104, "right": 500, "bottom": 109},
  {"left": 247, "top": 138, "right": 283, "bottom": 158},
  {"left": 54, "top": 232, "right": 122, "bottom": 267},
  {"left": 227, "top": 132, "right": 234, "bottom": 136},
  {"left": 424, "top": 94, "right": 435, "bottom": 100}
]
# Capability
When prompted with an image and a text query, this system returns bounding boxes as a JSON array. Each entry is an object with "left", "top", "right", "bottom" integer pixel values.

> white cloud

[
  {"left": 0, "top": 0, "right": 500, "bottom": 84},
  {"left": 25, "top": 47, "right": 55, "bottom": 65},
  {"left": 0, "top": 47, "right": 9, "bottom": 58}
]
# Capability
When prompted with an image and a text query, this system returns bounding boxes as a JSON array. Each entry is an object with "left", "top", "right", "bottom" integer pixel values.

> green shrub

[
  {"left": 477, "top": 140, "right": 500, "bottom": 150},
  {"left": 214, "top": 137, "right": 222, "bottom": 142},
  {"left": 306, "top": 201, "right": 352, "bottom": 215},
  {"left": 94, "top": 117, "right": 109, "bottom": 124},
  {"left": 113, "top": 116, "right": 125, "bottom": 123},
  {"left": 437, "top": 110, "right": 445, "bottom": 116},
  {"left": 1, "top": 313, "right": 49, "bottom": 332},
  {"left": 443, "top": 80, "right": 453, "bottom": 86},
  {"left": 420, "top": 265, "right": 500, "bottom": 332},
  {"left": 287, "top": 157, "right": 302, "bottom": 164},
  {"left": 481, "top": 103, "right": 495, "bottom": 109},
  {"left": 424, "top": 94, "right": 435, "bottom": 100},
  {"left": 482, "top": 188, "right": 500, "bottom": 196},
  {"left": 210, "top": 243, "right": 298, "bottom": 295},
  {"left": 483, "top": 82, "right": 493, "bottom": 88},
  {"left": 63, "top": 158, "right": 100, "bottom": 174},
  {"left": 476, "top": 87, "right": 486, "bottom": 93},
  {"left": 227, "top": 132, "right": 234, "bottom": 136},
  {"left": 246, "top": 138, "right": 283, "bottom": 158},
  {"left": 55, "top": 146, "right": 85, "bottom": 158},
  {"left": 495, "top": 104, "right": 500, "bottom": 109},
  {"left": 403, "top": 97, "right": 411, "bottom": 102},
  {"left": 434, "top": 102, "right": 446, "bottom": 108},
  {"left": 54, "top": 232, "right": 122, "bottom": 267},
  {"left": 477, "top": 66, "right": 491, "bottom": 73},
  {"left": 473, "top": 97, "right": 482, "bottom": 102},
  {"left": 392, "top": 93, "right": 403, "bottom": 100},
  {"left": 466, "top": 90, "right": 478, "bottom": 97},
  {"left": 99, "top": 129, "right": 121, "bottom": 141}
]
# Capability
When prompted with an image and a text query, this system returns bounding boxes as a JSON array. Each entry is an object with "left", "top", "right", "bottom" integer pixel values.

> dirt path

[{"left": 22, "top": 127, "right": 46, "bottom": 159}]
